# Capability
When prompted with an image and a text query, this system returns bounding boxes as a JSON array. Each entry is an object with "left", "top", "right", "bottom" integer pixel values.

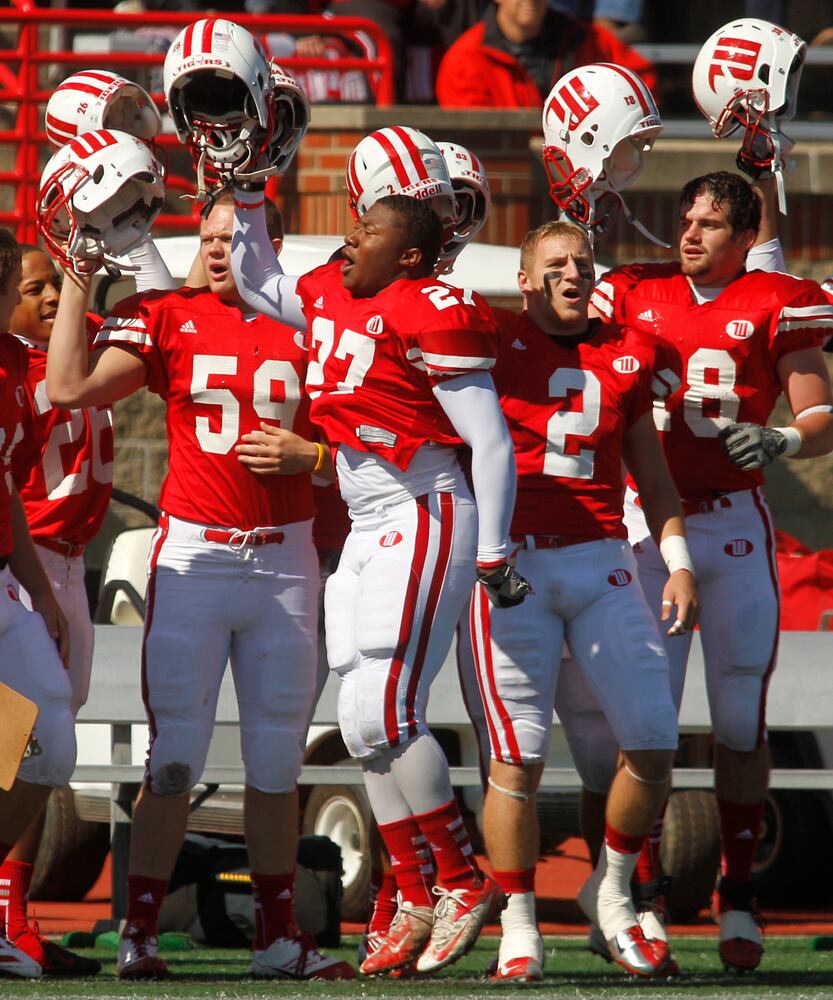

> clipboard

[{"left": 0, "top": 682, "right": 38, "bottom": 791}]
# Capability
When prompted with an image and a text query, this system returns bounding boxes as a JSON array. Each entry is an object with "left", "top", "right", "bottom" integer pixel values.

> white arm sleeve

[
  {"left": 231, "top": 188, "right": 307, "bottom": 330},
  {"left": 747, "top": 237, "right": 786, "bottom": 274},
  {"left": 126, "top": 236, "right": 177, "bottom": 293},
  {"left": 433, "top": 371, "right": 515, "bottom": 563}
]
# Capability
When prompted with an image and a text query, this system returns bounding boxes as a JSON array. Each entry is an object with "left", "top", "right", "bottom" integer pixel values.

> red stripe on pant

[
  {"left": 471, "top": 583, "right": 522, "bottom": 763},
  {"left": 383, "top": 496, "right": 431, "bottom": 746},
  {"left": 751, "top": 486, "right": 780, "bottom": 745},
  {"left": 140, "top": 513, "right": 169, "bottom": 789},
  {"left": 403, "top": 492, "right": 455, "bottom": 739}
]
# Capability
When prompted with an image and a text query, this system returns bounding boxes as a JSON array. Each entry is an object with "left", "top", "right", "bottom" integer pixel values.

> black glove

[
  {"left": 719, "top": 422, "right": 788, "bottom": 469},
  {"left": 477, "top": 562, "right": 531, "bottom": 608}
]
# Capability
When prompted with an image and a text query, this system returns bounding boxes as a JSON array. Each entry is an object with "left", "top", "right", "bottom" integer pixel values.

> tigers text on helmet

[
  {"left": 163, "top": 18, "right": 273, "bottom": 198},
  {"left": 45, "top": 71, "right": 162, "bottom": 148},
  {"left": 542, "top": 63, "right": 665, "bottom": 245},
  {"left": 37, "top": 130, "right": 165, "bottom": 273},
  {"left": 437, "top": 142, "right": 491, "bottom": 269},
  {"left": 345, "top": 126, "right": 459, "bottom": 269},
  {"left": 692, "top": 18, "right": 805, "bottom": 212}
]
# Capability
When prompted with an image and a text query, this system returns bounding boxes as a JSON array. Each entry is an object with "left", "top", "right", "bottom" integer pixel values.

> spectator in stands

[
  {"left": 549, "top": 0, "right": 645, "bottom": 42},
  {"left": 323, "top": 0, "right": 488, "bottom": 101},
  {"left": 436, "top": 0, "right": 655, "bottom": 109}
]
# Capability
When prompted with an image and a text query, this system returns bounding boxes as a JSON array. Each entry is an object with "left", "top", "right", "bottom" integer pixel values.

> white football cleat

[
  {"left": 117, "top": 927, "right": 168, "bottom": 980},
  {"left": 415, "top": 878, "right": 503, "bottom": 974},
  {"left": 359, "top": 901, "right": 434, "bottom": 976},
  {"left": 0, "top": 933, "right": 41, "bottom": 978},
  {"left": 713, "top": 878, "right": 764, "bottom": 973},
  {"left": 252, "top": 932, "right": 356, "bottom": 980}
]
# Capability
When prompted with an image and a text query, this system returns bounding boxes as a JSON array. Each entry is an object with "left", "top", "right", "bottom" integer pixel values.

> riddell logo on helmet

[
  {"left": 608, "top": 569, "right": 632, "bottom": 587},
  {"left": 708, "top": 36, "right": 762, "bottom": 92},
  {"left": 410, "top": 183, "right": 443, "bottom": 201},
  {"left": 725, "top": 538, "right": 754, "bottom": 557},
  {"left": 546, "top": 76, "right": 599, "bottom": 130},
  {"left": 726, "top": 319, "right": 754, "bottom": 340},
  {"left": 379, "top": 531, "right": 403, "bottom": 548}
]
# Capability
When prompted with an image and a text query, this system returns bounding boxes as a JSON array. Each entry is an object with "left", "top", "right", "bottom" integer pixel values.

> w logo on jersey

[
  {"left": 724, "top": 538, "right": 754, "bottom": 557},
  {"left": 366, "top": 315, "right": 384, "bottom": 336},
  {"left": 546, "top": 75, "right": 599, "bottom": 130},
  {"left": 613, "top": 355, "right": 640, "bottom": 374},
  {"left": 379, "top": 531, "right": 403, "bottom": 548},
  {"left": 726, "top": 319, "right": 754, "bottom": 340},
  {"left": 607, "top": 569, "right": 632, "bottom": 587},
  {"left": 708, "top": 35, "right": 762, "bottom": 92}
]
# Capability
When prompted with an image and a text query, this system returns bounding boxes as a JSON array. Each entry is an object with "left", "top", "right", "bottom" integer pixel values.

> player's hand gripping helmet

[
  {"left": 163, "top": 18, "right": 276, "bottom": 197},
  {"left": 346, "top": 126, "right": 459, "bottom": 269},
  {"left": 45, "top": 70, "right": 162, "bottom": 148},
  {"left": 543, "top": 63, "right": 664, "bottom": 243},
  {"left": 37, "top": 129, "right": 165, "bottom": 273},
  {"left": 692, "top": 18, "right": 805, "bottom": 210},
  {"left": 436, "top": 142, "right": 491, "bottom": 269}
]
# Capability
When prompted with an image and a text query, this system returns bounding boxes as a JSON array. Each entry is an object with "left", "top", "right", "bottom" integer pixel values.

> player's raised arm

[
  {"left": 45, "top": 268, "right": 146, "bottom": 409},
  {"left": 232, "top": 189, "right": 306, "bottom": 329}
]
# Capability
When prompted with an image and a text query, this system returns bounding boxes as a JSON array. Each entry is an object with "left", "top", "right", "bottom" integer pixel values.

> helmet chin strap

[
  {"left": 768, "top": 123, "right": 788, "bottom": 215},
  {"left": 610, "top": 189, "right": 671, "bottom": 249}
]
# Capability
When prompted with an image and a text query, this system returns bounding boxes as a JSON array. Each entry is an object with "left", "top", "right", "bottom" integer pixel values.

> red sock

[
  {"left": 377, "top": 816, "right": 434, "bottom": 908},
  {"left": 367, "top": 871, "right": 398, "bottom": 935},
  {"left": 717, "top": 799, "right": 764, "bottom": 883},
  {"left": 605, "top": 822, "right": 644, "bottom": 856},
  {"left": 124, "top": 875, "right": 169, "bottom": 937},
  {"left": 413, "top": 799, "right": 482, "bottom": 891},
  {"left": 635, "top": 799, "right": 668, "bottom": 886},
  {"left": 251, "top": 871, "right": 296, "bottom": 950},
  {"left": 492, "top": 868, "right": 535, "bottom": 897},
  {"left": 0, "top": 861, "right": 33, "bottom": 940}
]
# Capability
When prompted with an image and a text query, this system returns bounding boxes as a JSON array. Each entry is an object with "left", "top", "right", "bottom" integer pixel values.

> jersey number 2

[{"left": 543, "top": 368, "right": 601, "bottom": 479}]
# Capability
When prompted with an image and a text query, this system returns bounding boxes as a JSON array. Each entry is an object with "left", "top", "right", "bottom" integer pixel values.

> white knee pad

[
  {"left": 19, "top": 700, "right": 77, "bottom": 787},
  {"left": 241, "top": 725, "right": 304, "bottom": 793},
  {"left": 337, "top": 670, "right": 382, "bottom": 760},
  {"left": 324, "top": 571, "right": 360, "bottom": 677}
]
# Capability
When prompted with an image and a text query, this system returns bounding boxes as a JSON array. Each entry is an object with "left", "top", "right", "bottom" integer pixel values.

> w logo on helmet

[
  {"left": 546, "top": 75, "right": 600, "bottom": 130},
  {"left": 708, "top": 35, "right": 762, "bottom": 92}
]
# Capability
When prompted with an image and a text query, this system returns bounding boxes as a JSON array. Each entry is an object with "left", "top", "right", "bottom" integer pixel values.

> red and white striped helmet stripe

[
  {"left": 369, "top": 126, "right": 430, "bottom": 188},
  {"left": 69, "top": 130, "right": 119, "bottom": 159},
  {"left": 594, "top": 62, "right": 651, "bottom": 113}
]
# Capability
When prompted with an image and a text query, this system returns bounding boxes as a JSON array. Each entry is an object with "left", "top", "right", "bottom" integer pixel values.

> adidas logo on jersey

[
  {"left": 179, "top": 319, "right": 197, "bottom": 334},
  {"left": 313, "top": 296, "right": 325, "bottom": 309},
  {"left": 511, "top": 339, "right": 527, "bottom": 350},
  {"left": 637, "top": 308, "right": 658, "bottom": 323}
]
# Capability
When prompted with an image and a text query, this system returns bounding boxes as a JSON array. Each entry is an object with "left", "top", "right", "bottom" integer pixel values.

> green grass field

[{"left": 1, "top": 936, "right": 832, "bottom": 1000}]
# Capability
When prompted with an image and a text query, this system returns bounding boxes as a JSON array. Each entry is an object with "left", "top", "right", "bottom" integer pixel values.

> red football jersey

[
  {"left": 0, "top": 336, "right": 29, "bottom": 557},
  {"left": 297, "top": 262, "right": 498, "bottom": 470},
  {"left": 95, "top": 287, "right": 314, "bottom": 529},
  {"left": 592, "top": 263, "right": 833, "bottom": 501},
  {"left": 493, "top": 310, "right": 655, "bottom": 540},
  {"left": 13, "top": 326, "right": 114, "bottom": 548}
]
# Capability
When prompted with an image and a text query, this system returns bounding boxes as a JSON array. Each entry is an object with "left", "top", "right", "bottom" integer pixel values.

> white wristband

[
  {"left": 660, "top": 535, "right": 695, "bottom": 576},
  {"left": 773, "top": 425, "right": 802, "bottom": 457}
]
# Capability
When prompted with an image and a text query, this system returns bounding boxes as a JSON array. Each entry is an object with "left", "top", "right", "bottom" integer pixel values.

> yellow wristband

[{"left": 312, "top": 442, "right": 326, "bottom": 474}]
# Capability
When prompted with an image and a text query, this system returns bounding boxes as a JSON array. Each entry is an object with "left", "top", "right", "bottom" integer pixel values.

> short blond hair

[{"left": 519, "top": 221, "right": 591, "bottom": 272}]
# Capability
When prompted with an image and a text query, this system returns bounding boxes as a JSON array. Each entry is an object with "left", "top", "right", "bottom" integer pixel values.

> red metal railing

[{"left": 0, "top": 9, "right": 394, "bottom": 241}]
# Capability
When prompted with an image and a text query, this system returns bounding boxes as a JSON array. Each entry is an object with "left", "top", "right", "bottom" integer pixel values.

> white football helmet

[
  {"left": 692, "top": 18, "right": 804, "bottom": 207},
  {"left": 163, "top": 18, "right": 272, "bottom": 194},
  {"left": 45, "top": 70, "right": 162, "bottom": 148},
  {"left": 345, "top": 126, "right": 458, "bottom": 266},
  {"left": 37, "top": 129, "right": 165, "bottom": 273},
  {"left": 542, "top": 63, "right": 662, "bottom": 238},
  {"left": 235, "top": 61, "right": 310, "bottom": 184},
  {"left": 437, "top": 142, "right": 491, "bottom": 265}
]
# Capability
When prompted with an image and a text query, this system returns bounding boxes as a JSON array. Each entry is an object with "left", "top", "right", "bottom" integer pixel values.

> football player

[
  {"left": 231, "top": 190, "right": 522, "bottom": 975},
  {"left": 44, "top": 191, "right": 354, "bottom": 983},
  {"left": 476, "top": 220, "right": 698, "bottom": 981},
  {"left": 589, "top": 170, "right": 833, "bottom": 972}
]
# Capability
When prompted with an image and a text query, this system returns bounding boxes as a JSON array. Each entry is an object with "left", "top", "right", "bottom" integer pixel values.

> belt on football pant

[
  {"left": 681, "top": 494, "right": 733, "bottom": 517},
  {"left": 201, "top": 527, "right": 285, "bottom": 548},
  {"left": 36, "top": 536, "right": 85, "bottom": 558},
  {"left": 510, "top": 533, "right": 592, "bottom": 551}
]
